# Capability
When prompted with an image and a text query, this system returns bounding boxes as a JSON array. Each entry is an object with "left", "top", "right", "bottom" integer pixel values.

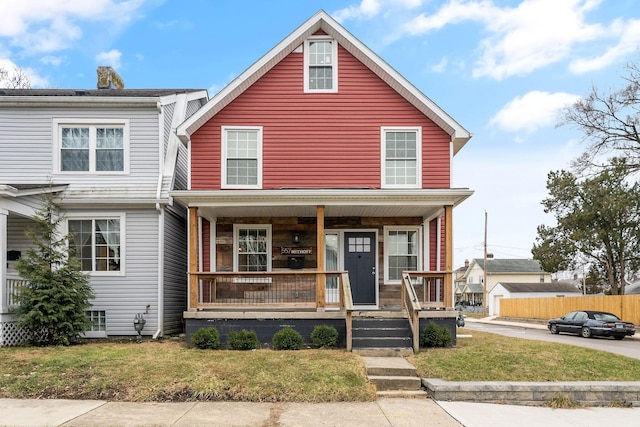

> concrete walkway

[{"left": 2, "top": 397, "right": 640, "bottom": 426}]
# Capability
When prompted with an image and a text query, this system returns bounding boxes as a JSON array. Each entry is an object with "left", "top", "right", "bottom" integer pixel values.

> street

[{"left": 463, "top": 319, "right": 640, "bottom": 360}]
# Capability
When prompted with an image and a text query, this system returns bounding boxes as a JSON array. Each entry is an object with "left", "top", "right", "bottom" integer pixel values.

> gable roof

[
  {"left": 471, "top": 258, "right": 546, "bottom": 274},
  {"left": 176, "top": 10, "right": 471, "bottom": 154},
  {"left": 496, "top": 282, "right": 581, "bottom": 293}
]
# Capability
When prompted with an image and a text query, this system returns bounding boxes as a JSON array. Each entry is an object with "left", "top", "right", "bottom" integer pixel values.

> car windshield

[{"left": 592, "top": 313, "right": 620, "bottom": 322}]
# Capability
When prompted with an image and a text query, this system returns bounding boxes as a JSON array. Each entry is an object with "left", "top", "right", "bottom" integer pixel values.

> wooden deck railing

[
  {"left": 402, "top": 273, "right": 422, "bottom": 353},
  {"left": 188, "top": 271, "right": 353, "bottom": 311},
  {"left": 403, "top": 271, "right": 450, "bottom": 309}
]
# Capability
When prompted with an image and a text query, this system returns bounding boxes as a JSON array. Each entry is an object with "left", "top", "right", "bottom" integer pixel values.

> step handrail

[{"left": 402, "top": 273, "right": 421, "bottom": 353}]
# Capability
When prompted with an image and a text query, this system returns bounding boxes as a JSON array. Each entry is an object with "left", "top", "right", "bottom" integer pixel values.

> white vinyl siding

[
  {"left": 54, "top": 119, "right": 130, "bottom": 174},
  {"left": 222, "top": 126, "right": 262, "bottom": 189},
  {"left": 381, "top": 127, "right": 422, "bottom": 188},
  {"left": 304, "top": 37, "right": 338, "bottom": 93}
]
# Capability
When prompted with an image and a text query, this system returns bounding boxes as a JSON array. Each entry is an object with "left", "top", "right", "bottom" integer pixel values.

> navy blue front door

[{"left": 344, "top": 232, "right": 376, "bottom": 305}]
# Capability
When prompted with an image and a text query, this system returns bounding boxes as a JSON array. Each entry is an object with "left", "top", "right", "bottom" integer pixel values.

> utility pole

[{"left": 483, "top": 211, "right": 488, "bottom": 316}]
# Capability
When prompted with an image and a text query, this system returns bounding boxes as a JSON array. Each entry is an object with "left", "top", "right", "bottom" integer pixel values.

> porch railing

[
  {"left": 403, "top": 271, "right": 449, "bottom": 309},
  {"left": 188, "top": 271, "right": 353, "bottom": 311},
  {"left": 3, "top": 276, "right": 26, "bottom": 312}
]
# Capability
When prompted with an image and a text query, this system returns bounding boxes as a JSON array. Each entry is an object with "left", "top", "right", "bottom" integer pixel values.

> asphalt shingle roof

[
  {"left": 472, "top": 258, "right": 545, "bottom": 274},
  {"left": 498, "top": 282, "right": 581, "bottom": 293}
]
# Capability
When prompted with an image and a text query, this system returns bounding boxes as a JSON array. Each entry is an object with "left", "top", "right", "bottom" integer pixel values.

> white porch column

[{"left": 0, "top": 208, "right": 8, "bottom": 312}]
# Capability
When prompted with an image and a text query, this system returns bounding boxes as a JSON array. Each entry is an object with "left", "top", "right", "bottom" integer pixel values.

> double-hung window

[
  {"left": 234, "top": 225, "right": 271, "bottom": 272},
  {"left": 54, "top": 119, "right": 129, "bottom": 173},
  {"left": 384, "top": 227, "right": 420, "bottom": 283},
  {"left": 381, "top": 127, "right": 421, "bottom": 188},
  {"left": 68, "top": 215, "right": 124, "bottom": 275},
  {"left": 304, "top": 37, "right": 338, "bottom": 93},
  {"left": 222, "top": 126, "right": 262, "bottom": 189}
]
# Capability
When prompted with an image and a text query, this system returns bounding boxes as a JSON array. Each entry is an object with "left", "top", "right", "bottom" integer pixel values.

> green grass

[
  {"left": 0, "top": 340, "right": 376, "bottom": 402},
  {"left": 410, "top": 328, "right": 640, "bottom": 382},
  {"left": 3, "top": 330, "right": 640, "bottom": 402}
]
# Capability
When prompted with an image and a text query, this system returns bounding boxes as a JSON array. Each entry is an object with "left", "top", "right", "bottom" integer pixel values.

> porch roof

[{"left": 171, "top": 188, "right": 473, "bottom": 219}]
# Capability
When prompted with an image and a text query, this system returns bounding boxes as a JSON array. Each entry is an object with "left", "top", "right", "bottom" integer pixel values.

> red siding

[
  {"left": 429, "top": 219, "right": 438, "bottom": 271},
  {"left": 191, "top": 45, "right": 452, "bottom": 190}
]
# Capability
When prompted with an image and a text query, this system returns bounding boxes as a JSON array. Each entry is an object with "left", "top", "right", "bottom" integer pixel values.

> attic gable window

[{"left": 304, "top": 37, "right": 338, "bottom": 93}]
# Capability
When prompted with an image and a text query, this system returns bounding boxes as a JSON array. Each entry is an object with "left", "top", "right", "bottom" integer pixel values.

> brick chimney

[{"left": 96, "top": 66, "right": 124, "bottom": 89}]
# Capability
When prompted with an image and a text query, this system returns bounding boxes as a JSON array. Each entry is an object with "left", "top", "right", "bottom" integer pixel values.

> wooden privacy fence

[{"left": 500, "top": 295, "right": 640, "bottom": 325}]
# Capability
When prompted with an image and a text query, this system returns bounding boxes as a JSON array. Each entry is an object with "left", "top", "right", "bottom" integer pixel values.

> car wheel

[
  {"left": 550, "top": 324, "right": 559, "bottom": 334},
  {"left": 581, "top": 326, "right": 592, "bottom": 338},
  {"left": 614, "top": 335, "right": 625, "bottom": 340}
]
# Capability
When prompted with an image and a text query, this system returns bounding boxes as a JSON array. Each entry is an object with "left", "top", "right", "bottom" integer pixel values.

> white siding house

[
  {"left": 488, "top": 282, "right": 582, "bottom": 316},
  {"left": 0, "top": 69, "right": 207, "bottom": 345}
]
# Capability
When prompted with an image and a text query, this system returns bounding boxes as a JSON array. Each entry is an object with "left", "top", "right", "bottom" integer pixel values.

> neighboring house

[
  {"left": 0, "top": 69, "right": 208, "bottom": 345},
  {"left": 171, "top": 11, "right": 473, "bottom": 351},
  {"left": 461, "top": 258, "right": 551, "bottom": 301},
  {"left": 488, "top": 282, "right": 582, "bottom": 316}
]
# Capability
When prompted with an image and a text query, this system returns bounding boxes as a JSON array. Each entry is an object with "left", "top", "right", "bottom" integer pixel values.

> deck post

[
  {"left": 188, "top": 207, "right": 199, "bottom": 310},
  {"left": 0, "top": 209, "right": 7, "bottom": 312},
  {"left": 444, "top": 205, "right": 453, "bottom": 307},
  {"left": 316, "top": 205, "right": 325, "bottom": 310}
]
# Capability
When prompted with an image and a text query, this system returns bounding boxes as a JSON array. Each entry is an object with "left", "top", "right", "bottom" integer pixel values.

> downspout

[{"left": 154, "top": 99, "right": 164, "bottom": 339}]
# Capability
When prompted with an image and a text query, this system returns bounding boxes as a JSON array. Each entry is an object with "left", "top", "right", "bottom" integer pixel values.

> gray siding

[
  {"left": 163, "top": 206, "right": 187, "bottom": 335},
  {"left": 163, "top": 102, "right": 176, "bottom": 157},
  {"left": 0, "top": 106, "right": 161, "bottom": 200},
  {"left": 79, "top": 208, "right": 160, "bottom": 336},
  {"left": 6, "top": 216, "right": 37, "bottom": 276}
]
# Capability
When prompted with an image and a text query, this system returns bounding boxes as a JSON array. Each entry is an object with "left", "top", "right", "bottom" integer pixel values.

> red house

[{"left": 173, "top": 10, "right": 473, "bottom": 352}]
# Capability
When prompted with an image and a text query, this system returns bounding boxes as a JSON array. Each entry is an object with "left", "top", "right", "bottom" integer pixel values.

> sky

[{"left": 1, "top": 0, "right": 639, "bottom": 270}]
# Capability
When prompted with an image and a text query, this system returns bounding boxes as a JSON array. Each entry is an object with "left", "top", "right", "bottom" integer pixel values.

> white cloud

[
  {"left": 402, "top": 0, "right": 615, "bottom": 80},
  {"left": 95, "top": 49, "right": 122, "bottom": 69},
  {"left": 489, "top": 91, "right": 581, "bottom": 133},
  {"left": 569, "top": 18, "right": 640, "bottom": 73},
  {"left": 40, "top": 55, "right": 65, "bottom": 66},
  {"left": 0, "top": 58, "right": 48, "bottom": 88},
  {"left": 430, "top": 57, "right": 448, "bottom": 73},
  {"left": 334, "top": 0, "right": 423, "bottom": 22},
  {"left": 0, "top": 0, "right": 146, "bottom": 55}
]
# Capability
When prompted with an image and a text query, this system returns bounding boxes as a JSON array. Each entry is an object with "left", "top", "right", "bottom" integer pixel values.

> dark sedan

[{"left": 548, "top": 310, "right": 636, "bottom": 340}]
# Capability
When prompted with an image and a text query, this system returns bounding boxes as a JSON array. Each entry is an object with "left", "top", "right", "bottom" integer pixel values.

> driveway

[{"left": 463, "top": 317, "right": 640, "bottom": 360}]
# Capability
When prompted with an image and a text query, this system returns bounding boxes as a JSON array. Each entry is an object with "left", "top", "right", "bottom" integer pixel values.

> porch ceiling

[{"left": 171, "top": 188, "right": 474, "bottom": 219}]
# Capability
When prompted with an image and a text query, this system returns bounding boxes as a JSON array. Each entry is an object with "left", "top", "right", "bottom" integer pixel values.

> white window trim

[
  {"left": 221, "top": 126, "right": 263, "bottom": 189},
  {"left": 52, "top": 118, "right": 130, "bottom": 174},
  {"left": 83, "top": 309, "right": 108, "bottom": 338},
  {"left": 232, "top": 224, "right": 272, "bottom": 272},
  {"left": 383, "top": 225, "right": 422, "bottom": 284},
  {"left": 64, "top": 212, "right": 126, "bottom": 276},
  {"left": 380, "top": 126, "right": 422, "bottom": 189},
  {"left": 304, "top": 36, "right": 338, "bottom": 93}
]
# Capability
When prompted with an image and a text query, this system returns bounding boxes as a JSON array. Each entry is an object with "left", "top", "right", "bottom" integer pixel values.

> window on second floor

[
  {"left": 54, "top": 119, "right": 129, "bottom": 173},
  {"left": 304, "top": 37, "right": 338, "bottom": 93},
  {"left": 222, "top": 126, "right": 262, "bottom": 189},
  {"left": 381, "top": 127, "right": 421, "bottom": 188}
]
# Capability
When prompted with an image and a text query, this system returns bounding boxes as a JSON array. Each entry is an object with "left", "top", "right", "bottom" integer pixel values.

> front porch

[{"left": 184, "top": 270, "right": 458, "bottom": 352}]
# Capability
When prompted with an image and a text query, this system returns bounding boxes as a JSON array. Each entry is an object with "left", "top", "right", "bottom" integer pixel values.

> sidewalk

[{"left": 2, "top": 397, "right": 639, "bottom": 427}]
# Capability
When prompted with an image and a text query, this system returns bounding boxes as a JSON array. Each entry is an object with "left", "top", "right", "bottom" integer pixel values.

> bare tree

[
  {"left": 561, "top": 58, "right": 640, "bottom": 174},
  {"left": 0, "top": 65, "right": 32, "bottom": 89}
]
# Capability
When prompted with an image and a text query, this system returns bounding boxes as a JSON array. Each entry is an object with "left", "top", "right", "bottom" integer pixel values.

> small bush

[
  {"left": 191, "top": 327, "right": 220, "bottom": 349},
  {"left": 228, "top": 329, "right": 260, "bottom": 350},
  {"left": 419, "top": 322, "right": 452, "bottom": 348},
  {"left": 311, "top": 325, "right": 338, "bottom": 348},
  {"left": 272, "top": 327, "right": 303, "bottom": 350}
]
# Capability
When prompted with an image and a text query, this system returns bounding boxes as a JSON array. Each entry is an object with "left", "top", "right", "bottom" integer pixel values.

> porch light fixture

[
  {"left": 292, "top": 232, "right": 301, "bottom": 244},
  {"left": 133, "top": 313, "right": 146, "bottom": 343}
]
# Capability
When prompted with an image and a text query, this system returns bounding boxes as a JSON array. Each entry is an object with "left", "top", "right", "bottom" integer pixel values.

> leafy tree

[
  {"left": 561, "top": 57, "right": 640, "bottom": 174},
  {"left": 0, "top": 65, "right": 31, "bottom": 89},
  {"left": 532, "top": 160, "right": 640, "bottom": 294},
  {"left": 14, "top": 193, "right": 94, "bottom": 345}
]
